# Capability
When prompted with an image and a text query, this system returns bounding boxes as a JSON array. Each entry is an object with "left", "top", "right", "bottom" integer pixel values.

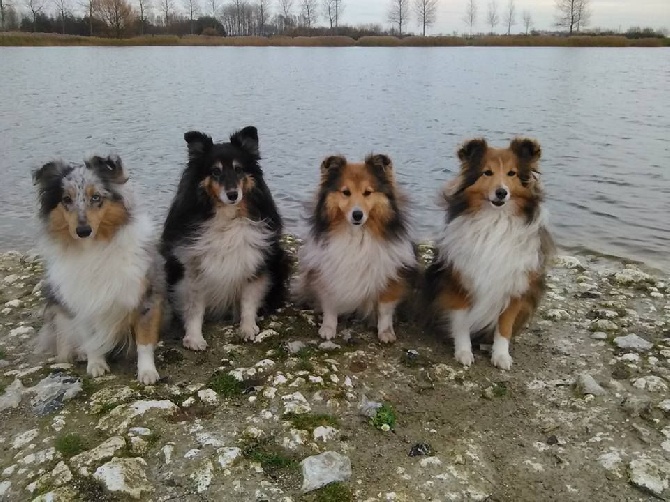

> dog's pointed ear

[
  {"left": 320, "top": 155, "right": 347, "bottom": 174},
  {"left": 184, "top": 131, "right": 213, "bottom": 160},
  {"left": 457, "top": 138, "right": 487, "bottom": 168},
  {"left": 86, "top": 154, "right": 129, "bottom": 184},
  {"left": 32, "top": 161, "right": 65, "bottom": 186},
  {"left": 510, "top": 138, "right": 541, "bottom": 164},
  {"left": 365, "top": 154, "right": 393, "bottom": 174},
  {"left": 230, "top": 126, "right": 259, "bottom": 158}
]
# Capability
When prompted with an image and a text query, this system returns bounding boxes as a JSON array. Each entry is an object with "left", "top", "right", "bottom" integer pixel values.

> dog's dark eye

[
  {"left": 211, "top": 167, "right": 222, "bottom": 177},
  {"left": 483, "top": 170, "right": 493, "bottom": 177},
  {"left": 342, "top": 189, "right": 351, "bottom": 197},
  {"left": 62, "top": 195, "right": 72, "bottom": 205},
  {"left": 91, "top": 193, "right": 101, "bottom": 203},
  {"left": 363, "top": 189, "right": 373, "bottom": 197},
  {"left": 507, "top": 171, "right": 516, "bottom": 177}
]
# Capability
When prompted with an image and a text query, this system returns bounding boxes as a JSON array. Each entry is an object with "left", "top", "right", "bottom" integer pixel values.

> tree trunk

[
  {"left": 61, "top": 12, "right": 65, "bottom": 34},
  {"left": 89, "top": 2, "right": 93, "bottom": 36},
  {"left": 32, "top": 11, "right": 36, "bottom": 32}
]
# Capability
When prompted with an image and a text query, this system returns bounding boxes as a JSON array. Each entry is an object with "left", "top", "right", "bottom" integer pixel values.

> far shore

[{"left": 1, "top": 31, "right": 668, "bottom": 48}]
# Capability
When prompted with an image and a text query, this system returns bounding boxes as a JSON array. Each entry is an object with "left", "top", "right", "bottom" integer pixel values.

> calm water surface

[{"left": 1, "top": 47, "right": 669, "bottom": 269}]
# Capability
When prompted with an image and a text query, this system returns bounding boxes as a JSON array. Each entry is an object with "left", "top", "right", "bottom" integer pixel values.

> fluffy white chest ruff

[
  {"left": 301, "top": 229, "right": 415, "bottom": 314},
  {"left": 42, "top": 213, "right": 155, "bottom": 325},
  {"left": 177, "top": 213, "right": 272, "bottom": 311},
  {"left": 439, "top": 206, "right": 545, "bottom": 332}
]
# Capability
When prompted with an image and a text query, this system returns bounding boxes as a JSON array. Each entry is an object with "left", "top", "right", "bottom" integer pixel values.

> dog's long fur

[
  {"left": 295, "top": 154, "right": 418, "bottom": 343},
  {"left": 33, "top": 155, "right": 164, "bottom": 384},
  {"left": 425, "top": 138, "right": 555, "bottom": 369},
  {"left": 161, "top": 126, "right": 290, "bottom": 350}
]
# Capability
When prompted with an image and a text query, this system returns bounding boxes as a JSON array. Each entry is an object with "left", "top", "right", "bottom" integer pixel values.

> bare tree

[
  {"left": 300, "top": 0, "right": 316, "bottom": 26},
  {"left": 207, "top": 0, "right": 218, "bottom": 16},
  {"left": 486, "top": 0, "right": 498, "bottom": 32},
  {"left": 555, "top": 0, "right": 590, "bottom": 34},
  {"left": 322, "top": 0, "right": 342, "bottom": 30},
  {"left": 79, "top": 0, "right": 95, "bottom": 34},
  {"left": 278, "top": 0, "right": 291, "bottom": 17},
  {"left": 503, "top": 0, "right": 514, "bottom": 34},
  {"left": 184, "top": 0, "right": 199, "bottom": 33},
  {"left": 96, "top": 0, "right": 132, "bottom": 36},
  {"left": 413, "top": 0, "right": 436, "bottom": 36},
  {"left": 232, "top": 0, "right": 244, "bottom": 35},
  {"left": 24, "top": 0, "right": 45, "bottom": 31},
  {"left": 574, "top": 0, "right": 590, "bottom": 32},
  {"left": 462, "top": 0, "right": 476, "bottom": 35},
  {"left": 161, "top": 0, "right": 174, "bottom": 26},
  {"left": 53, "top": 0, "right": 70, "bottom": 33},
  {"left": 255, "top": 0, "right": 269, "bottom": 34},
  {"left": 387, "top": 0, "right": 409, "bottom": 36},
  {"left": 522, "top": 9, "right": 531, "bottom": 34},
  {"left": 136, "top": 0, "right": 150, "bottom": 34},
  {"left": 1, "top": 0, "right": 10, "bottom": 30}
]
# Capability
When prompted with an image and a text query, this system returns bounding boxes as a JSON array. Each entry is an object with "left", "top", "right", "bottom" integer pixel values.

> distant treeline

[{"left": 0, "top": 3, "right": 667, "bottom": 42}]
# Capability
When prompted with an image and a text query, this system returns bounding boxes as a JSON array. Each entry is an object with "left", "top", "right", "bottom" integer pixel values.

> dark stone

[
  {"left": 611, "top": 362, "right": 631, "bottom": 380},
  {"left": 408, "top": 443, "right": 432, "bottom": 457},
  {"left": 160, "top": 348, "right": 185, "bottom": 364},
  {"left": 546, "top": 435, "right": 559, "bottom": 446}
]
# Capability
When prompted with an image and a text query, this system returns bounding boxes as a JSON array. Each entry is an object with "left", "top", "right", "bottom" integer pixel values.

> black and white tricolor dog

[{"left": 161, "top": 126, "right": 290, "bottom": 350}]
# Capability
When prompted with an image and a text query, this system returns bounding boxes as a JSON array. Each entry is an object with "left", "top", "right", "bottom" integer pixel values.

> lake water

[{"left": 1, "top": 46, "right": 669, "bottom": 270}]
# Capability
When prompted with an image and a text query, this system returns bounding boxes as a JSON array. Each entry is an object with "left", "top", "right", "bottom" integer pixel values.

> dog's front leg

[
  {"left": 377, "top": 278, "right": 406, "bottom": 343},
  {"left": 317, "top": 293, "right": 338, "bottom": 340},
  {"left": 182, "top": 290, "right": 208, "bottom": 351},
  {"left": 450, "top": 309, "right": 474, "bottom": 367},
  {"left": 239, "top": 275, "right": 269, "bottom": 341},
  {"left": 133, "top": 298, "right": 162, "bottom": 384},
  {"left": 491, "top": 297, "right": 522, "bottom": 370}
]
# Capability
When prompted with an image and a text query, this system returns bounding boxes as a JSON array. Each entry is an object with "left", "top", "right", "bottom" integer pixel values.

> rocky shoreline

[{"left": 1, "top": 241, "right": 669, "bottom": 501}]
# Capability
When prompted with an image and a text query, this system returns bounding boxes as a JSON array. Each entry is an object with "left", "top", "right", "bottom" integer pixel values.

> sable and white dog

[
  {"left": 161, "top": 127, "right": 290, "bottom": 350},
  {"left": 295, "top": 154, "right": 417, "bottom": 343},
  {"left": 34, "top": 155, "right": 163, "bottom": 384},
  {"left": 425, "top": 138, "right": 554, "bottom": 370}
]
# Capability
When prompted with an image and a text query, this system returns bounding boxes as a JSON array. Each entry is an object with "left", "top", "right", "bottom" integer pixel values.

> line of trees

[
  {"left": 1, "top": 0, "right": 667, "bottom": 38},
  {"left": 460, "top": 0, "right": 591, "bottom": 36},
  {"left": 0, "top": 0, "right": 352, "bottom": 36}
]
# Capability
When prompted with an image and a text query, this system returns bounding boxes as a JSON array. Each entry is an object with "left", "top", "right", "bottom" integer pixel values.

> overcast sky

[{"left": 343, "top": 0, "right": 670, "bottom": 34}]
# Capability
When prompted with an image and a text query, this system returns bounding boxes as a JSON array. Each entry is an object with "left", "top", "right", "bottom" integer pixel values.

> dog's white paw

[
  {"left": 318, "top": 324, "right": 337, "bottom": 340},
  {"left": 137, "top": 366, "right": 160, "bottom": 385},
  {"left": 239, "top": 323, "right": 260, "bottom": 342},
  {"left": 491, "top": 351, "right": 513, "bottom": 370},
  {"left": 377, "top": 327, "right": 396, "bottom": 344},
  {"left": 87, "top": 359, "right": 110, "bottom": 378},
  {"left": 183, "top": 335, "right": 208, "bottom": 351},
  {"left": 455, "top": 349, "right": 475, "bottom": 367}
]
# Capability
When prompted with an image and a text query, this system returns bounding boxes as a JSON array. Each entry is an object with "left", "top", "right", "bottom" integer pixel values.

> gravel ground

[{"left": 1, "top": 240, "right": 669, "bottom": 502}]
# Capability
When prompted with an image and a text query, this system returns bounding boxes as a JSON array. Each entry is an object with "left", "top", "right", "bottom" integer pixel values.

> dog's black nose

[
  {"left": 226, "top": 190, "right": 238, "bottom": 201},
  {"left": 352, "top": 210, "right": 364, "bottom": 223},
  {"left": 76, "top": 225, "right": 92, "bottom": 238},
  {"left": 495, "top": 188, "right": 508, "bottom": 200}
]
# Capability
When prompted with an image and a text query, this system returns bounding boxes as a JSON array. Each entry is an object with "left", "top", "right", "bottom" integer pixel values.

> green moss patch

[
  {"left": 283, "top": 412, "right": 340, "bottom": 431},
  {"left": 55, "top": 433, "right": 87, "bottom": 458},
  {"left": 303, "top": 482, "right": 353, "bottom": 502},
  {"left": 208, "top": 372, "right": 244, "bottom": 397}
]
